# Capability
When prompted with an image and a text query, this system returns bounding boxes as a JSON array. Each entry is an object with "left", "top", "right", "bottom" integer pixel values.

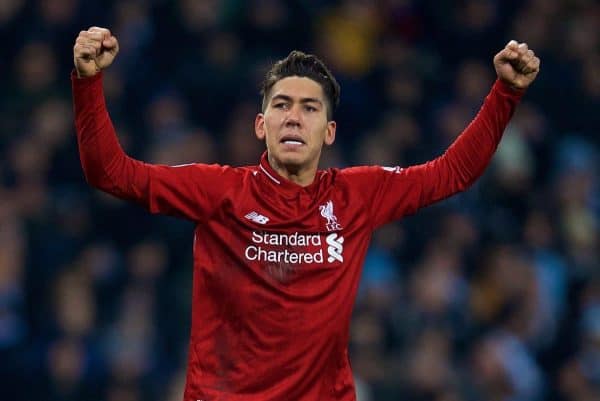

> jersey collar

[{"left": 258, "top": 151, "right": 324, "bottom": 196}]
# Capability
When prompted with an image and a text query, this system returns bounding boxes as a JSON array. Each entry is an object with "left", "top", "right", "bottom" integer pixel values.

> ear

[
  {"left": 324, "top": 120, "right": 336, "bottom": 146},
  {"left": 255, "top": 113, "right": 266, "bottom": 141}
]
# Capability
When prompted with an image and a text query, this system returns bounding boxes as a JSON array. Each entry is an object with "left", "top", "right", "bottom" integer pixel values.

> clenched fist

[
  {"left": 494, "top": 40, "right": 540, "bottom": 90},
  {"left": 73, "top": 27, "right": 119, "bottom": 78}
]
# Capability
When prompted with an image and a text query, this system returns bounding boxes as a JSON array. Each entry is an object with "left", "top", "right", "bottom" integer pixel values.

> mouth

[{"left": 280, "top": 135, "right": 306, "bottom": 146}]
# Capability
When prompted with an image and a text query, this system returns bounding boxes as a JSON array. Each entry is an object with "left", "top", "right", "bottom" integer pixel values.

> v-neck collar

[{"left": 258, "top": 151, "right": 325, "bottom": 197}]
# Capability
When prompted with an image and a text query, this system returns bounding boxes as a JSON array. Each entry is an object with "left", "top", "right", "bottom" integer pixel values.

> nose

[{"left": 285, "top": 104, "right": 302, "bottom": 127}]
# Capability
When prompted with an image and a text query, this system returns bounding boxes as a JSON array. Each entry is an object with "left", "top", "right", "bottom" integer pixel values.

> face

[{"left": 255, "top": 76, "right": 336, "bottom": 174}]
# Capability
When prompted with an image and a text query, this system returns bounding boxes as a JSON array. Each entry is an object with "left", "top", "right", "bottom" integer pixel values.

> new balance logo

[
  {"left": 245, "top": 211, "right": 269, "bottom": 225},
  {"left": 326, "top": 233, "right": 344, "bottom": 263}
]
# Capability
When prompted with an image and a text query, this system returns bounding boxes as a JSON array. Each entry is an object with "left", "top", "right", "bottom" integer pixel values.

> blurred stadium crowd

[{"left": 0, "top": 0, "right": 598, "bottom": 400}]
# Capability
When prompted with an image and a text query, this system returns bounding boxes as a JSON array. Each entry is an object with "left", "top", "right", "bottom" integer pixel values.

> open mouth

[{"left": 280, "top": 136, "right": 305, "bottom": 145}]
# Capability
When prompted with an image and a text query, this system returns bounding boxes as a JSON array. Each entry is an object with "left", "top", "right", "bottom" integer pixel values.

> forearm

[
  {"left": 405, "top": 79, "right": 524, "bottom": 210},
  {"left": 72, "top": 71, "right": 149, "bottom": 200},
  {"left": 436, "top": 79, "right": 523, "bottom": 191}
]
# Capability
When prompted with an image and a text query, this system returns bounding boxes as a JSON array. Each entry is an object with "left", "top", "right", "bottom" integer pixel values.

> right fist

[{"left": 73, "top": 27, "right": 119, "bottom": 78}]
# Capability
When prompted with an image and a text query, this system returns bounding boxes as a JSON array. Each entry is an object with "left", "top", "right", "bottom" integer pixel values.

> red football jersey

[{"left": 72, "top": 72, "right": 523, "bottom": 400}]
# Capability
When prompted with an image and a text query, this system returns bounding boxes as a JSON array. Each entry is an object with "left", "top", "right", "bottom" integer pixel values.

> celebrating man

[{"left": 72, "top": 26, "right": 539, "bottom": 401}]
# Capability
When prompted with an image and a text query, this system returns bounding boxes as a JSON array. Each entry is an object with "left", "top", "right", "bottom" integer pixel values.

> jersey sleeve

[
  {"left": 342, "top": 79, "right": 524, "bottom": 229},
  {"left": 72, "top": 71, "right": 234, "bottom": 222}
]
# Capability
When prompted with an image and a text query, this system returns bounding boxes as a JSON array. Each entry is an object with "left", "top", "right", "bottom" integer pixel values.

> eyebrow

[{"left": 271, "top": 94, "right": 323, "bottom": 106}]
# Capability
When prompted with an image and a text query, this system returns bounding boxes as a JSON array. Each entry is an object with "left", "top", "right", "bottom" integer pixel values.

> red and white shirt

[{"left": 72, "top": 72, "right": 523, "bottom": 401}]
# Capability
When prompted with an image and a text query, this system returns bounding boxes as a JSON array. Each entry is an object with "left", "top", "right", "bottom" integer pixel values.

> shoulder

[
  {"left": 168, "top": 162, "right": 257, "bottom": 182},
  {"left": 324, "top": 165, "right": 408, "bottom": 189},
  {"left": 318, "top": 165, "right": 386, "bottom": 189},
  {"left": 334, "top": 165, "right": 398, "bottom": 179},
  {"left": 177, "top": 162, "right": 254, "bottom": 173}
]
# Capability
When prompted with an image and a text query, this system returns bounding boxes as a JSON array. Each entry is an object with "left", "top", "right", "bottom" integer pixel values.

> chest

[{"left": 200, "top": 179, "right": 369, "bottom": 286}]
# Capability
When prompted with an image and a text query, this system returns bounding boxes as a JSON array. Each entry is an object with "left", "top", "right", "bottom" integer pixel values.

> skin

[
  {"left": 74, "top": 28, "right": 541, "bottom": 187},
  {"left": 254, "top": 76, "right": 337, "bottom": 186}
]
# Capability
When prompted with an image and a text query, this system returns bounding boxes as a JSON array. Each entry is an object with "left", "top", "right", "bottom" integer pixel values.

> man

[{"left": 72, "top": 26, "right": 539, "bottom": 401}]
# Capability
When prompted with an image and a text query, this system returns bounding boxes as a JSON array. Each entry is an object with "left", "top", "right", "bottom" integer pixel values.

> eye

[
  {"left": 305, "top": 105, "right": 317, "bottom": 112},
  {"left": 273, "top": 102, "right": 288, "bottom": 110}
]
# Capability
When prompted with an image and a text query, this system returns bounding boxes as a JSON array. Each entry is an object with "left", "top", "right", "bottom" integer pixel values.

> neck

[{"left": 267, "top": 153, "right": 318, "bottom": 187}]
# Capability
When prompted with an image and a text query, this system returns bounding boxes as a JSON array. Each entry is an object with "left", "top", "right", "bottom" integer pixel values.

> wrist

[
  {"left": 75, "top": 64, "right": 101, "bottom": 79},
  {"left": 71, "top": 69, "right": 103, "bottom": 81},
  {"left": 76, "top": 70, "right": 99, "bottom": 79},
  {"left": 494, "top": 78, "right": 526, "bottom": 98}
]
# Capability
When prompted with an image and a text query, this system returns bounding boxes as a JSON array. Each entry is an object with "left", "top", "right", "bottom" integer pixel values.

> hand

[
  {"left": 73, "top": 27, "right": 119, "bottom": 78},
  {"left": 493, "top": 40, "right": 540, "bottom": 90}
]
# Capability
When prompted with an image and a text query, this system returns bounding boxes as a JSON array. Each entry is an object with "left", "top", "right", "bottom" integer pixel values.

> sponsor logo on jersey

[
  {"left": 245, "top": 211, "right": 270, "bottom": 225},
  {"left": 244, "top": 231, "right": 344, "bottom": 265},
  {"left": 326, "top": 233, "right": 344, "bottom": 263},
  {"left": 319, "top": 200, "right": 342, "bottom": 231}
]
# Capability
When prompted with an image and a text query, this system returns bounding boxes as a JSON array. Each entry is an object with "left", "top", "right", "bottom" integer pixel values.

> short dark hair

[{"left": 260, "top": 50, "right": 340, "bottom": 120}]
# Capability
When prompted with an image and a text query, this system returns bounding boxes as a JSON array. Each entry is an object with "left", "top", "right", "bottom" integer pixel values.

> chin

[
  {"left": 269, "top": 146, "right": 316, "bottom": 171},
  {"left": 280, "top": 154, "right": 306, "bottom": 168}
]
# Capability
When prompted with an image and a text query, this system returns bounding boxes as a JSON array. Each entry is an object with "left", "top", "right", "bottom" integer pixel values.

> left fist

[{"left": 494, "top": 40, "right": 540, "bottom": 90}]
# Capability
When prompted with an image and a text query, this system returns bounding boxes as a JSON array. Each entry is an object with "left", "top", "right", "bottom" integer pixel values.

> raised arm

[
  {"left": 402, "top": 40, "right": 541, "bottom": 201},
  {"left": 72, "top": 27, "right": 230, "bottom": 222},
  {"left": 343, "top": 40, "right": 540, "bottom": 229}
]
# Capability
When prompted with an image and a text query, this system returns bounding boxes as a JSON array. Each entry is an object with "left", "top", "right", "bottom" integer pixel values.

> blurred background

[{"left": 0, "top": 0, "right": 598, "bottom": 400}]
